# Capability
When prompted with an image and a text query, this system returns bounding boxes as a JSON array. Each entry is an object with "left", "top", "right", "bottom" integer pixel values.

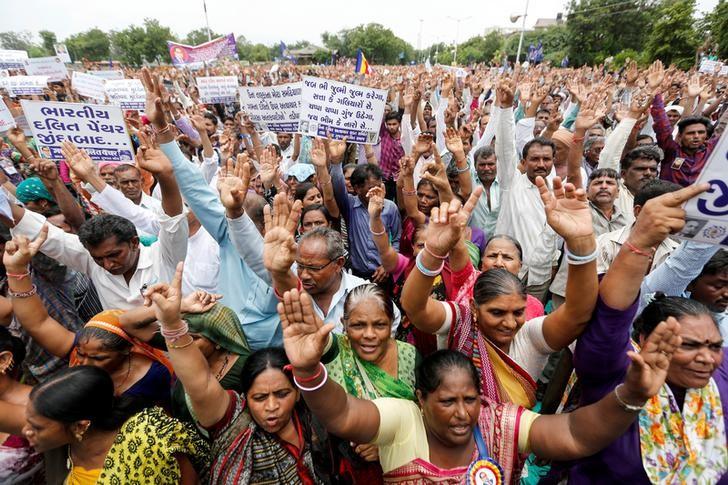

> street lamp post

[
  {"left": 203, "top": 0, "right": 213, "bottom": 42},
  {"left": 511, "top": 0, "right": 530, "bottom": 66},
  {"left": 447, "top": 16, "right": 472, "bottom": 65}
]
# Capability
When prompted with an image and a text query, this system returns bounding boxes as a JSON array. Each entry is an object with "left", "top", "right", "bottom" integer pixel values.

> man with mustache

[{"left": 586, "top": 168, "right": 629, "bottom": 237}]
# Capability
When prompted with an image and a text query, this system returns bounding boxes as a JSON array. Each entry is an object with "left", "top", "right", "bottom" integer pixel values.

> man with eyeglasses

[{"left": 265, "top": 225, "right": 400, "bottom": 334}]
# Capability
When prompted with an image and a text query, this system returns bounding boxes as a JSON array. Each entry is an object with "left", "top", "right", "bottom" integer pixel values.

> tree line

[{"left": 1, "top": 0, "right": 726, "bottom": 68}]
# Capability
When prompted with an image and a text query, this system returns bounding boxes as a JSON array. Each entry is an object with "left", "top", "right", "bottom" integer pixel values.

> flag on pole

[{"left": 355, "top": 49, "right": 372, "bottom": 75}]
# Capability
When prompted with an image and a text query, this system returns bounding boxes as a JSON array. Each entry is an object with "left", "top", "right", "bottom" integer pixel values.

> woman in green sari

[{"left": 321, "top": 283, "right": 419, "bottom": 483}]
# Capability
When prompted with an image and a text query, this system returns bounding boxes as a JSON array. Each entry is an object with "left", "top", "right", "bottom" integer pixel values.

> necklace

[
  {"left": 215, "top": 352, "right": 230, "bottom": 381},
  {"left": 114, "top": 355, "right": 132, "bottom": 393}
]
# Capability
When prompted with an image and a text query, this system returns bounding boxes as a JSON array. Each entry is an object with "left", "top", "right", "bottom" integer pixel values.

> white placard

[
  {"left": 699, "top": 59, "right": 723, "bottom": 74},
  {"left": 0, "top": 50, "right": 28, "bottom": 69},
  {"left": 20, "top": 100, "right": 134, "bottom": 162},
  {"left": 196, "top": 76, "right": 238, "bottom": 104},
  {"left": 680, "top": 130, "right": 728, "bottom": 247},
  {"left": 299, "top": 76, "right": 387, "bottom": 144},
  {"left": 54, "top": 44, "right": 72, "bottom": 63},
  {"left": 105, "top": 79, "right": 145, "bottom": 110},
  {"left": 0, "top": 100, "right": 15, "bottom": 132},
  {"left": 72, "top": 71, "right": 106, "bottom": 101},
  {"left": 89, "top": 70, "right": 124, "bottom": 81},
  {"left": 24, "top": 57, "right": 68, "bottom": 82},
  {"left": 239, "top": 82, "right": 301, "bottom": 133},
  {"left": 5, "top": 75, "right": 48, "bottom": 96}
]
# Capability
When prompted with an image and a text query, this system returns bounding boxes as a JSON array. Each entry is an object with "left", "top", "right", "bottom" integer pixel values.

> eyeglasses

[{"left": 296, "top": 259, "right": 337, "bottom": 273}]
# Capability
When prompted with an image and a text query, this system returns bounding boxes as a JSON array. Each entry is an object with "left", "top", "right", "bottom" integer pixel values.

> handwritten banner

[
  {"left": 72, "top": 71, "right": 106, "bottom": 101},
  {"left": 20, "top": 100, "right": 134, "bottom": 162},
  {"left": 105, "top": 79, "right": 145, "bottom": 110},
  {"left": 0, "top": 50, "right": 28, "bottom": 69},
  {"left": 0, "top": 100, "right": 15, "bottom": 132},
  {"left": 54, "top": 44, "right": 72, "bottom": 63},
  {"left": 5, "top": 76, "right": 48, "bottom": 96},
  {"left": 196, "top": 76, "right": 238, "bottom": 104},
  {"left": 167, "top": 34, "right": 238, "bottom": 67},
  {"left": 239, "top": 82, "right": 301, "bottom": 133},
  {"left": 24, "top": 57, "right": 68, "bottom": 82},
  {"left": 299, "top": 76, "right": 387, "bottom": 144},
  {"left": 89, "top": 70, "right": 124, "bottom": 81},
  {"left": 680, "top": 130, "right": 728, "bottom": 247}
]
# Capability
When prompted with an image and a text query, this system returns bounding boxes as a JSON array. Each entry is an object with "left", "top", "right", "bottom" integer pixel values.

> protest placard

[
  {"left": 699, "top": 59, "right": 723, "bottom": 74},
  {"left": 196, "top": 76, "right": 238, "bottom": 104},
  {"left": 89, "top": 70, "right": 125, "bottom": 81},
  {"left": 24, "top": 57, "right": 68, "bottom": 82},
  {"left": 167, "top": 34, "right": 238, "bottom": 66},
  {"left": 239, "top": 82, "right": 301, "bottom": 133},
  {"left": 54, "top": 44, "right": 72, "bottom": 63},
  {"left": 72, "top": 71, "right": 106, "bottom": 101},
  {"left": 0, "top": 100, "right": 15, "bottom": 132},
  {"left": 20, "top": 100, "right": 134, "bottom": 162},
  {"left": 105, "top": 79, "right": 145, "bottom": 110},
  {"left": 0, "top": 50, "right": 28, "bottom": 69},
  {"left": 5, "top": 76, "right": 49, "bottom": 96},
  {"left": 299, "top": 76, "right": 387, "bottom": 144},
  {"left": 680, "top": 130, "right": 728, "bottom": 247}
]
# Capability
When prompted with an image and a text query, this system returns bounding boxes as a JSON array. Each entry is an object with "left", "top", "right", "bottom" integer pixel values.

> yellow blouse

[{"left": 65, "top": 465, "right": 101, "bottom": 485}]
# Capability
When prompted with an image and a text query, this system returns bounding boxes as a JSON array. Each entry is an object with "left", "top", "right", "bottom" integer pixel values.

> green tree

[
  {"left": 65, "top": 28, "right": 110, "bottom": 61},
  {"left": 0, "top": 31, "right": 35, "bottom": 51},
  {"left": 702, "top": 0, "right": 728, "bottom": 59},
  {"left": 39, "top": 30, "right": 57, "bottom": 56},
  {"left": 141, "top": 19, "right": 176, "bottom": 64},
  {"left": 456, "top": 31, "right": 504, "bottom": 64},
  {"left": 646, "top": 0, "right": 699, "bottom": 68},
  {"left": 504, "top": 25, "right": 568, "bottom": 64},
  {"left": 565, "top": 0, "right": 656, "bottom": 66},
  {"left": 111, "top": 25, "right": 147, "bottom": 66},
  {"left": 322, "top": 23, "right": 413, "bottom": 64},
  {"left": 237, "top": 38, "right": 273, "bottom": 62},
  {"left": 183, "top": 28, "right": 220, "bottom": 46}
]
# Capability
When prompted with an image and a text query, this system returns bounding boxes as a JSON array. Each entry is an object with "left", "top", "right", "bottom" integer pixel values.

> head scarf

[
  {"left": 70, "top": 310, "right": 174, "bottom": 377},
  {"left": 285, "top": 163, "right": 316, "bottom": 183},
  {"left": 16, "top": 177, "right": 54, "bottom": 204},
  {"left": 183, "top": 304, "right": 250, "bottom": 357},
  {"left": 666, "top": 105, "right": 685, "bottom": 115},
  {"left": 551, "top": 128, "right": 575, "bottom": 151}
]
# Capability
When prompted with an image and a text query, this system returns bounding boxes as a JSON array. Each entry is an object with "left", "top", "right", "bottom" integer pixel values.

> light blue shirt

[{"left": 160, "top": 141, "right": 281, "bottom": 350}]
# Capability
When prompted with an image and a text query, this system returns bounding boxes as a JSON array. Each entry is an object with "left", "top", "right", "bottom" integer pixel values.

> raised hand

[
  {"left": 5, "top": 128, "right": 27, "bottom": 148},
  {"left": 622, "top": 317, "right": 682, "bottom": 402},
  {"left": 367, "top": 185, "right": 385, "bottom": 219},
  {"left": 624, "top": 60, "right": 639, "bottom": 87},
  {"left": 140, "top": 67, "right": 167, "bottom": 128},
  {"left": 574, "top": 94, "right": 606, "bottom": 131},
  {"left": 3, "top": 225, "right": 49, "bottom": 273},
  {"left": 309, "top": 138, "right": 328, "bottom": 168},
  {"left": 627, "top": 182, "right": 710, "bottom": 252},
  {"left": 135, "top": 129, "right": 173, "bottom": 174},
  {"left": 496, "top": 78, "right": 515, "bottom": 108},
  {"left": 546, "top": 108, "right": 564, "bottom": 132},
  {"left": 402, "top": 86, "right": 415, "bottom": 111},
  {"left": 217, "top": 154, "right": 251, "bottom": 213},
  {"left": 263, "top": 194, "right": 301, "bottom": 275},
  {"left": 413, "top": 133, "right": 433, "bottom": 156},
  {"left": 60, "top": 141, "right": 96, "bottom": 181},
  {"left": 424, "top": 187, "right": 483, "bottom": 256},
  {"left": 257, "top": 146, "right": 280, "bottom": 188},
  {"left": 399, "top": 155, "right": 415, "bottom": 177},
  {"left": 536, "top": 176, "right": 594, "bottom": 241},
  {"left": 144, "top": 262, "right": 184, "bottom": 327},
  {"left": 444, "top": 127, "right": 465, "bottom": 160},
  {"left": 190, "top": 114, "right": 207, "bottom": 134},
  {"left": 686, "top": 74, "right": 702, "bottom": 98},
  {"left": 278, "top": 289, "right": 335, "bottom": 372},
  {"left": 646, "top": 60, "right": 665, "bottom": 92},
  {"left": 627, "top": 89, "right": 654, "bottom": 119},
  {"left": 30, "top": 157, "right": 59, "bottom": 183},
  {"left": 324, "top": 135, "right": 347, "bottom": 165},
  {"left": 181, "top": 290, "right": 223, "bottom": 314}
]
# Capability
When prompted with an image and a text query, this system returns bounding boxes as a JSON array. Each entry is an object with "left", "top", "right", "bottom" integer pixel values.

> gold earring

[{"left": 75, "top": 432, "right": 84, "bottom": 442}]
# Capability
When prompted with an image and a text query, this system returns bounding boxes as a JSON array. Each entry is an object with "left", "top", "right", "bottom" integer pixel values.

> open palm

[
  {"left": 537, "top": 177, "right": 593, "bottom": 240},
  {"left": 278, "top": 289, "right": 335, "bottom": 371}
]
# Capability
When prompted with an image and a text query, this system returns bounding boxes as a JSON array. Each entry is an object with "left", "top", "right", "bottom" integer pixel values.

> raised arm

[
  {"left": 31, "top": 157, "right": 86, "bottom": 231},
  {"left": 569, "top": 93, "right": 607, "bottom": 189},
  {"left": 310, "top": 138, "right": 340, "bottom": 219},
  {"left": 279, "top": 288, "right": 380, "bottom": 444},
  {"left": 444, "top": 127, "right": 472, "bottom": 198},
  {"left": 493, "top": 79, "right": 519, "bottom": 188},
  {"left": 144, "top": 263, "right": 230, "bottom": 428},
  {"left": 399, "top": 155, "right": 426, "bottom": 224},
  {"left": 401, "top": 188, "right": 483, "bottom": 333},
  {"left": 367, "top": 186, "right": 399, "bottom": 273},
  {"left": 4, "top": 228, "right": 75, "bottom": 359},
  {"left": 598, "top": 92, "right": 650, "bottom": 170},
  {"left": 263, "top": 194, "right": 302, "bottom": 296}
]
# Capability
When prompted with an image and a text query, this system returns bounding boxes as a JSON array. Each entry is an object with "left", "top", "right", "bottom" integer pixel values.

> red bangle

[
  {"left": 284, "top": 362, "right": 323, "bottom": 383},
  {"left": 6, "top": 271, "right": 30, "bottom": 280},
  {"left": 274, "top": 278, "right": 303, "bottom": 301},
  {"left": 624, "top": 241, "right": 655, "bottom": 258},
  {"left": 402, "top": 188, "right": 416, "bottom": 196},
  {"left": 424, "top": 243, "right": 448, "bottom": 260},
  {"left": 573, "top": 136, "right": 585, "bottom": 143}
]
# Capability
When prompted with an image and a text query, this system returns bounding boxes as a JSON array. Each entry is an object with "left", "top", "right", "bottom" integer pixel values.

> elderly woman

[
  {"left": 402, "top": 181, "right": 597, "bottom": 408},
  {"left": 277, "top": 285, "right": 682, "bottom": 484}
]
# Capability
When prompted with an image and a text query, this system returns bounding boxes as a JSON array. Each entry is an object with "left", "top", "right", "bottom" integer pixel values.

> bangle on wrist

[
  {"left": 614, "top": 384, "right": 646, "bottom": 413},
  {"left": 154, "top": 124, "right": 171, "bottom": 136},
  {"left": 402, "top": 188, "right": 416, "bottom": 196},
  {"left": 8, "top": 285, "right": 37, "bottom": 299},
  {"left": 292, "top": 364, "right": 328, "bottom": 392},
  {"left": 284, "top": 362, "right": 324, "bottom": 383},
  {"left": 167, "top": 334, "right": 195, "bottom": 349},
  {"left": 624, "top": 241, "right": 655, "bottom": 259},
  {"left": 370, "top": 225, "right": 386, "bottom": 237},
  {"left": 161, "top": 320, "right": 189, "bottom": 343},
  {"left": 6, "top": 269, "right": 30, "bottom": 280},
  {"left": 454, "top": 161, "right": 471, "bottom": 174},
  {"left": 565, "top": 245, "right": 598, "bottom": 265},
  {"left": 415, "top": 251, "right": 444, "bottom": 277},
  {"left": 423, "top": 242, "right": 447, "bottom": 260}
]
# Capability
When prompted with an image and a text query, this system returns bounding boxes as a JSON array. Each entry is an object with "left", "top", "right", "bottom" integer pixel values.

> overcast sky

[{"left": 6, "top": 0, "right": 720, "bottom": 49}]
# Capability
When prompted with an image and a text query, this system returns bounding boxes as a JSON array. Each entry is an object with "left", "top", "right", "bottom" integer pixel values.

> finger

[
  {"left": 171, "top": 261, "right": 184, "bottom": 293},
  {"left": 662, "top": 182, "right": 711, "bottom": 207},
  {"left": 535, "top": 176, "right": 553, "bottom": 205},
  {"left": 552, "top": 177, "right": 566, "bottom": 199},
  {"left": 562, "top": 182, "right": 577, "bottom": 200},
  {"left": 263, "top": 204, "right": 273, "bottom": 233},
  {"left": 277, "top": 301, "right": 290, "bottom": 329},
  {"left": 438, "top": 202, "right": 449, "bottom": 224},
  {"left": 30, "top": 224, "right": 49, "bottom": 251},
  {"left": 285, "top": 200, "right": 303, "bottom": 234},
  {"left": 462, "top": 186, "right": 483, "bottom": 217}
]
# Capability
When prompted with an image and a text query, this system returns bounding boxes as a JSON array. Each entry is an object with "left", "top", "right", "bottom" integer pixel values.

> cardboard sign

[
  {"left": 299, "top": 76, "right": 387, "bottom": 144},
  {"left": 24, "top": 57, "right": 68, "bottom": 82},
  {"left": 0, "top": 50, "right": 28, "bottom": 69},
  {"left": 21, "top": 100, "right": 134, "bottom": 162},
  {"left": 72, "top": 71, "right": 106, "bottom": 101},
  {"left": 54, "top": 44, "right": 72, "bottom": 63},
  {"left": 239, "top": 82, "right": 301, "bottom": 133},
  {"left": 680, "top": 130, "right": 728, "bottom": 246},
  {"left": 196, "top": 76, "right": 238, "bottom": 104},
  {"left": 89, "top": 70, "right": 124, "bottom": 81},
  {"left": 0, "top": 100, "right": 15, "bottom": 132},
  {"left": 5, "top": 75, "right": 48, "bottom": 96},
  {"left": 105, "top": 79, "right": 145, "bottom": 110}
]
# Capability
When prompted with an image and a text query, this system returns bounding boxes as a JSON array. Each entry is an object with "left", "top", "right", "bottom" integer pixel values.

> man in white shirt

[
  {"left": 112, "top": 164, "right": 163, "bottom": 217},
  {"left": 492, "top": 81, "right": 559, "bottom": 303}
]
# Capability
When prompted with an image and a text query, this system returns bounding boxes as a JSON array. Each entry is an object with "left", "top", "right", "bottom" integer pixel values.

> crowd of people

[{"left": 0, "top": 55, "right": 726, "bottom": 484}]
